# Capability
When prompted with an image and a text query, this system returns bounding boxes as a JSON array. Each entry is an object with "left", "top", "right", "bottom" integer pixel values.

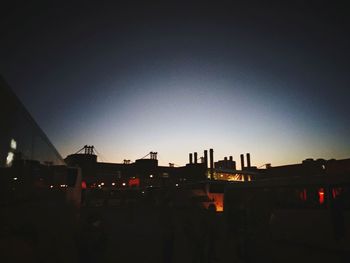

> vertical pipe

[
  {"left": 240, "top": 154, "right": 245, "bottom": 170},
  {"left": 189, "top": 153, "right": 193, "bottom": 164},
  {"left": 210, "top": 149, "right": 214, "bottom": 179},
  {"left": 194, "top": 152, "right": 198, "bottom": 164},
  {"left": 246, "top": 153, "right": 251, "bottom": 168},
  {"left": 229, "top": 156, "right": 234, "bottom": 169},
  {"left": 204, "top": 150, "right": 208, "bottom": 168}
]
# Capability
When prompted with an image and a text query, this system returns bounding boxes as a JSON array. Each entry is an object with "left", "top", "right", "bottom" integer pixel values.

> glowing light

[
  {"left": 175, "top": 183, "right": 179, "bottom": 187},
  {"left": 122, "top": 182, "right": 126, "bottom": 186},
  {"left": 50, "top": 185, "right": 54, "bottom": 189},
  {"left": 10, "top": 139, "right": 17, "bottom": 150},
  {"left": 129, "top": 178, "right": 140, "bottom": 187},
  {"left": 318, "top": 188, "right": 325, "bottom": 204},
  {"left": 6, "top": 152, "right": 14, "bottom": 166},
  {"left": 101, "top": 182, "right": 105, "bottom": 186},
  {"left": 60, "top": 184, "right": 67, "bottom": 188},
  {"left": 149, "top": 174, "right": 153, "bottom": 178},
  {"left": 112, "top": 182, "right": 115, "bottom": 186},
  {"left": 82, "top": 181, "right": 87, "bottom": 189},
  {"left": 13, "top": 177, "right": 18, "bottom": 180}
]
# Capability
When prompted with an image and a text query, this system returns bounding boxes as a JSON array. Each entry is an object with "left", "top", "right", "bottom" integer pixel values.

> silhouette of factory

[{"left": 64, "top": 145, "right": 350, "bottom": 189}]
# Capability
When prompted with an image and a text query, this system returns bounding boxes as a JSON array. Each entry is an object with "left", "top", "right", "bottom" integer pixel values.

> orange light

[{"left": 318, "top": 188, "right": 325, "bottom": 204}]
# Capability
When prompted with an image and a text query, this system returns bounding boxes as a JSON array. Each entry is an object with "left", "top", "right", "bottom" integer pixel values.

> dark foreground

[{"left": 1, "top": 201, "right": 349, "bottom": 263}]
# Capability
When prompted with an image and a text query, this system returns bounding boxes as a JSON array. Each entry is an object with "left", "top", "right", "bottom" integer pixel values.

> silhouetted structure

[{"left": 0, "top": 75, "right": 65, "bottom": 167}]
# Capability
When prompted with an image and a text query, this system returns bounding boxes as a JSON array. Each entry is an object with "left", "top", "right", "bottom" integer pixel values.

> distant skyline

[{"left": 1, "top": 1, "right": 350, "bottom": 166}]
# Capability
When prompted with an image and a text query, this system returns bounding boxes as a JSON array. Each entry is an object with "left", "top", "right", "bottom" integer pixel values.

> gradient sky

[{"left": 1, "top": 1, "right": 350, "bottom": 167}]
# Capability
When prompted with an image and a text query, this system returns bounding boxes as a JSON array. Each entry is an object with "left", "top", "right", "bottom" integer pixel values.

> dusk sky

[{"left": 1, "top": 1, "right": 349, "bottom": 167}]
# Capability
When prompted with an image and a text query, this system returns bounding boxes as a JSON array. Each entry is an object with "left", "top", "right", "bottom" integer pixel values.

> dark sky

[{"left": 1, "top": 1, "right": 350, "bottom": 166}]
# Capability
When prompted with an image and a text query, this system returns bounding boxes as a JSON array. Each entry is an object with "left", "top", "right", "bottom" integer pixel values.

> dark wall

[{"left": 0, "top": 76, "right": 65, "bottom": 167}]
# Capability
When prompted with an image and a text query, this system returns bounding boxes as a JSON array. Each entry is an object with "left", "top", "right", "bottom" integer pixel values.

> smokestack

[
  {"left": 240, "top": 154, "right": 245, "bottom": 170},
  {"left": 229, "top": 156, "right": 233, "bottom": 162},
  {"left": 189, "top": 153, "right": 193, "bottom": 164},
  {"left": 204, "top": 150, "right": 208, "bottom": 168},
  {"left": 224, "top": 157, "right": 228, "bottom": 168},
  {"left": 210, "top": 149, "right": 214, "bottom": 179},
  {"left": 246, "top": 153, "right": 251, "bottom": 168},
  {"left": 194, "top": 152, "right": 198, "bottom": 164}
]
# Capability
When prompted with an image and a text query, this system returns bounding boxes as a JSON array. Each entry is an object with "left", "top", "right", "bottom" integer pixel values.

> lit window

[
  {"left": 10, "top": 139, "right": 17, "bottom": 150},
  {"left": 6, "top": 152, "right": 14, "bottom": 166}
]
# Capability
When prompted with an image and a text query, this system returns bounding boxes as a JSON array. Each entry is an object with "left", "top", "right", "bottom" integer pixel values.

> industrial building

[{"left": 64, "top": 146, "right": 263, "bottom": 188}]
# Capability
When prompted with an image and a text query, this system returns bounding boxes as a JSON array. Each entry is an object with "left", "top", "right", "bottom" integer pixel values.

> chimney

[
  {"left": 224, "top": 157, "right": 228, "bottom": 168},
  {"left": 194, "top": 152, "right": 198, "bottom": 164},
  {"left": 240, "top": 154, "right": 245, "bottom": 170},
  {"left": 246, "top": 153, "right": 251, "bottom": 168},
  {"left": 229, "top": 156, "right": 233, "bottom": 162},
  {"left": 210, "top": 149, "right": 214, "bottom": 179},
  {"left": 204, "top": 150, "right": 208, "bottom": 168},
  {"left": 189, "top": 153, "right": 193, "bottom": 164}
]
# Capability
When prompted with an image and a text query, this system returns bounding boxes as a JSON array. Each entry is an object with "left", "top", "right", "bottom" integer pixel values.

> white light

[
  {"left": 112, "top": 182, "right": 115, "bottom": 186},
  {"left": 141, "top": 191, "right": 145, "bottom": 194},
  {"left": 122, "top": 182, "right": 126, "bottom": 186},
  {"left": 149, "top": 174, "right": 153, "bottom": 178},
  {"left": 101, "top": 182, "right": 105, "bottom": 186},
  {"left": 13, "top": 177, "right": 18, "bottom": 181},
  {"left": 6, "top": 152, "right": 14, "bottom": 166},
  {"left": 10, "top": 139, "right": 17, "bottom": 150},
  {"left": 50, "top": 185, "right": 54, "bottom": 189},
  {"left": 175, "top": 183, "right": 179, "bottom": 187}
]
